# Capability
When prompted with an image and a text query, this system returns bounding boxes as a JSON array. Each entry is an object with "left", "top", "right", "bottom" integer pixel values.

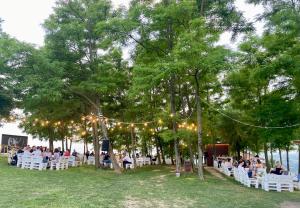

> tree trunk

[
  {"left": 270, "top": 145, "right": 274, "bottom": 167},
  {"left": 70, "top": 139, "right": 73, "bottom": 151},
  {"left": 188, "top": 141, "right": 194, "bottom": 171},
  {"left": 83, "top": 141, "right": 86, "bottom": 155},
  {"left": 279, "top": 148, "right": 283, "bottom": 165},
  {"left": 264, "top": 143, "right": 270, "bottom": 172},
  {"left": 155, "top": 137, "right": 161, "bottom": 165},
  {"left": 65, "top": 137, "right": 68, "bottom": 151},
  {"left": 49, "top": 138, "right": 54, "bottom": 152},
  {"left": 286, "top": 147, "right": 290, "bottom": 171},
  {"left": 96, "top": 102, "right": 121, "bottom": 174},
  {"left": 170, "top": 74, "right": 181, "bottom": 175},
  {"left": 158, "top": 138, "right": 166, "bottom": 165},
  {"left": 62, "top": 138, "right": 65, "bottom": 152},
  {"left": 170, "top": 142, "right": 175, "bottom": 165},
  {"left": 92, "top": 122, "right": 100, "bottom": 169},
  {"left": 195, "top": 71, "right": 204, "bottom": 180},
  {"left": 130, "top": 126, "right": 137, "bottom": 167},
  {"left": 142, "top": 138, "right": 148, "bottom": 156}
]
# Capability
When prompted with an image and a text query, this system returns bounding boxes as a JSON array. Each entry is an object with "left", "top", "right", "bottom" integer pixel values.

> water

[{"left": 270, "top": 151, "right": 299, "bottom": 174}]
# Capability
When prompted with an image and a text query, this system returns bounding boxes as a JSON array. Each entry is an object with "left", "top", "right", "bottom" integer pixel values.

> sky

[{"left": 0, "top": 0, "right": 264, "bottom": 151}]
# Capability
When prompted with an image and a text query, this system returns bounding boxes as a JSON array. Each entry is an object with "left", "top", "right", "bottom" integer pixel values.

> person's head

[
  {"left": 275, "top": 161, "right": 281, "bottom": 166},
  {"left": 257, "top": 159, "right": 261, "bottom": 164},
  {"left": 227, "top": 158, "right": 231, "bottom": 162},
  {"left": 54, "top": 148, "right": 59, "bottom": 153}
]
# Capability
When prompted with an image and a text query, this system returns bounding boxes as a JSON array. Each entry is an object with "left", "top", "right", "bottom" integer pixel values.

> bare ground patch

[
  {"left": 280, "top": 201, "right": 300, "bottom": 208},
  {"left": 123, "top": 196, "right": 195, "bottom": 208},
  {"left": 204, "top": 167, "right": 226, "bottom": 180}
]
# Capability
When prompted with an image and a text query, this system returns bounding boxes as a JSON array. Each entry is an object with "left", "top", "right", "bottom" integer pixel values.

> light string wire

[
  {"left": 201, "top": 99, "right": 300, "bottom": 129},
  {"left": 6, "top": 98, "right": 300, "bottom": 129}
]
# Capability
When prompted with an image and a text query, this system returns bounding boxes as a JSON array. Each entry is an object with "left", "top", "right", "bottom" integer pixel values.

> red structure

[{"left": 205, "top": 144, "right": 229, "bottom": 166}]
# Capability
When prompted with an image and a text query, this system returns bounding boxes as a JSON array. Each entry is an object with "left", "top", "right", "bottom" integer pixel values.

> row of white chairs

[
  {"left": 215, "top": 162, "right": 295, "bottom": 192},
  {"left": 86, "top": 156, "right": 152, "bottom": 169},
  {"left": 213, "top": 160, "right": 234, "bottom": 177},
  {"left": 234, "top": 167, "right": 296, "bottom": 192},
  {"left": 16, "top": 154, "right": 81, "bottom": 171},
  {"left": 234, "top": 167, "right": 260, "bottom": 188}
]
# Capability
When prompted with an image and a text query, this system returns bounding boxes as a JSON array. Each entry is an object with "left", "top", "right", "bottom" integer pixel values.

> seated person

[
  {"left": 85, "top": 151, "right": 90, "bottom": 160},
  {"left": 42, "top": 148, "right": 52, "bottom": 163},
  {"left": 23, "top": 146, "right": 31, "bottom": 156},
  {"left": 32, "top": 146, "right": 42, "bottom": 157},
  {"left": 53, "top": 148, "right": 61, "bottom": 161},
  {"left": 255, "top": 159, "right": 263, "bottom": 169},
  {"left": 238, "top": 160, "right": 245, "bottom": 168},
  {"left": 224, "top": 158, "right": 233, "bottom": 171},
  {"left": 245, "top": 160, "right": 253, "bottom": 178},
  {"left": 270, "top": 161, "right": 284, "bottom": 175},
  {"left": 122, "top": 154, "right": 132, "bottom": 168},
  {"left": 217, "top": 157, "right": 222, "bottom": 168},
  {"left": 64, "top": 149, "right": 70, "bottom": 157},
  {"left": 103, "top": 153, "right": 111, "bottom": 165},
  {"left": 72, "top": 149, "right": 78, "bottom": 157}
]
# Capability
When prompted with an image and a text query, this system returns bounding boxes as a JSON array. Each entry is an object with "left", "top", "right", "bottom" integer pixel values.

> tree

[{"left": 0, "top": 29, "right": 31, "bottom": 120}]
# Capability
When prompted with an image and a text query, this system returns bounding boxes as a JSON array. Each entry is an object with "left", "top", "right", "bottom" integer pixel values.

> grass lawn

[{"left": 0, "top": 157, "right": 299, "bottom": 208}]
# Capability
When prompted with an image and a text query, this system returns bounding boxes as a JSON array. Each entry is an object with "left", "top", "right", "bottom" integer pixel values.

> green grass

[{"left": 0, "top": 157, "right": 299, "bottom": 208}]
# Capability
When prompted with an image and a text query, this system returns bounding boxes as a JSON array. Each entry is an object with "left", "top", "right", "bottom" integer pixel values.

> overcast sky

[
  {"left": 0, "top": 0, "right": 264, "bottom": 150},
  {"left": 0, "top": 0, "right": 264, "bottom": 46}
]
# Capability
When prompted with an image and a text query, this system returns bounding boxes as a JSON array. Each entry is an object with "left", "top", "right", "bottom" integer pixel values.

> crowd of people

[
  {"left": 8, "top": 145, "right": 162, "bottom": 169},
  {"left": 219, "top": 155, "right": 287, "bottom": 178},
  {"left": 9, "top": 145, "right": 79, "bottom": 166}
]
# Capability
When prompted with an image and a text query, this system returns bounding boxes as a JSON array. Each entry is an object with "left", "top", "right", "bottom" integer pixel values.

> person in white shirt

[
  {"left": 32, "top": 147, "right": 42, "bottom": 157},
  {"left": 23, "top": 147, "right": 31, "bottom": 156},
  {"left": 53, "top": 148, "right": 61, "bottom": 161},
  {"left": 122, "top": 154, "right": 132, "bottom": 168},
  {"left": 224, "top": 158, "right": 233, "bottom": 170}
]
